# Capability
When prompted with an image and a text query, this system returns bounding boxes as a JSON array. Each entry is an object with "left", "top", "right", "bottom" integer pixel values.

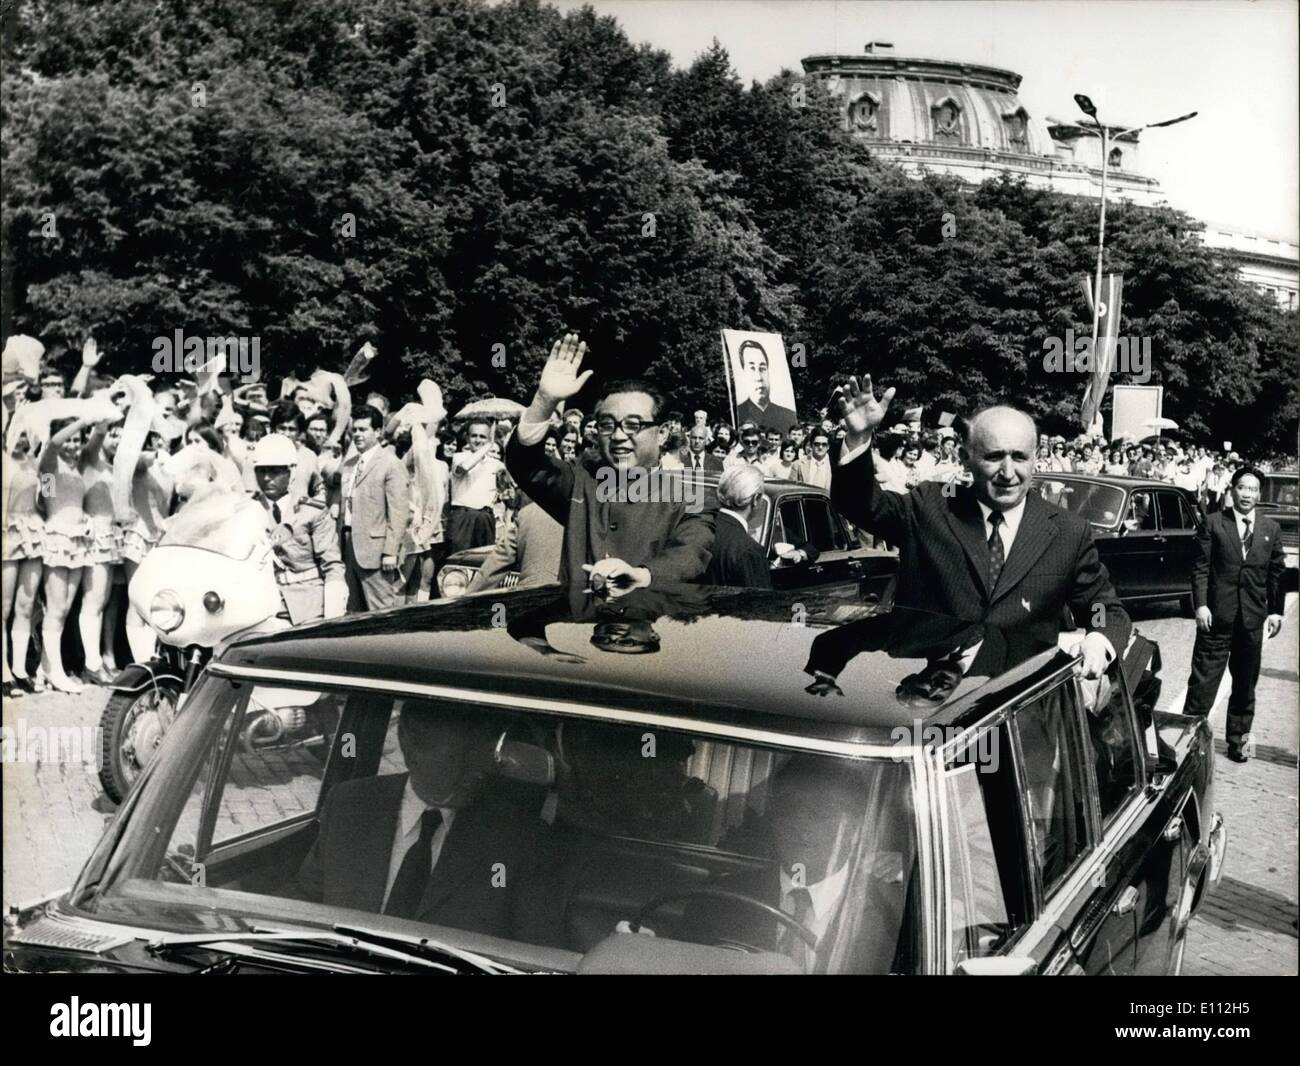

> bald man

[{"left": 829, "top": 380, "right": 1129, "bottom": 677}]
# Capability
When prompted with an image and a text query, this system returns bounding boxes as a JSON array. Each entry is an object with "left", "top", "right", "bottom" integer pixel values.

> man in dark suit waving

[
  {"left": 1185, "top": 466, "right": 1286, "bottom": 762},
  {"left": 829, "top": 377, "right": 1129, "bottom": 678}
]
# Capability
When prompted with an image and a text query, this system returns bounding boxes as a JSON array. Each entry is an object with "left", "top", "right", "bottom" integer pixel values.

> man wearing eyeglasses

[
  {"left": 724, "top": 423, "right": 764, "bottom": 472},
  {"left": 790, "top": 430, "right": 833, "bottom": 492},
  {"left": 505, "top": 334, "right": 715, "bottom": 593}
]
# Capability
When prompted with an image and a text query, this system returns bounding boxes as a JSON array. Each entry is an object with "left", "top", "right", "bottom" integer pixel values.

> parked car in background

[
  {"left": 1256, "top": 470, "right": 1298, "bottom": 582},
  {"left": 2, "top": 586, "right": 1223, "bottom": 974},
  {"left": 1033, "top": 473, "right": 1203, "bottom": 613},
  {"left": 438, "top": 478, "right": 899, "bottom": 605}
]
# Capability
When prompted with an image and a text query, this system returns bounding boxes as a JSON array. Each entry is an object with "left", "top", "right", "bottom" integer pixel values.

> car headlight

[
  {"left": 150, "top": 589, "right": 186, "bottom": 633},
  {"left": 438, "top": 567, "right": 471, "bottom": 599}
]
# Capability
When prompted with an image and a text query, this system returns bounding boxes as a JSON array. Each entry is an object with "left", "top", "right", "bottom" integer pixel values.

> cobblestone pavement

[{"left": 3, "top": 595, "right": 1296, "bottom": 974}]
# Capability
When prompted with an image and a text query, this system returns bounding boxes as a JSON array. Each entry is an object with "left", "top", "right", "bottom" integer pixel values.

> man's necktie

[
  {"left": 271, "top": 502, "right": 282, "bottom": 524},
  {"left": 987, "top": 510, "right": 1005, "bottom": 590},
  {"left": 782, "top": 888, "right": 815, "bottom": 971},
  {"left": 694, "top": 454, "right": 702, "bottom": 471},
  {"left": 1242, "top": 518, "right": 1253, "bottom": 555},
  {"left": 383, "top": 808, "right": 442, "bottom": 919}
]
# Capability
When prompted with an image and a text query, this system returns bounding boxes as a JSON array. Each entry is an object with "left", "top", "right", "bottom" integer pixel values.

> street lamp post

[{"left": 1072, "top": 94, "right": 1197, "bottom": 429}]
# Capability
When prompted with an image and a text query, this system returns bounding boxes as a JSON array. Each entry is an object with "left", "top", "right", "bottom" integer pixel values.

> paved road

[{"left": 3, "top": 594, "right": 1296, "bottom": 974}]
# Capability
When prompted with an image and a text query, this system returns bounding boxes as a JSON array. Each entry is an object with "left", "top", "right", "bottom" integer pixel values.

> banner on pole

[{"left": 1080, "top": 273, "right": 1124, "bottom": 430}]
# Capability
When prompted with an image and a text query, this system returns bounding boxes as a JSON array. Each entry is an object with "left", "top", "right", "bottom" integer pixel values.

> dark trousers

[
  {"left": 1184, "top": 614, "right": 1264, "bottom": 746},
  {"left": 446, "top": 505, "right": 495, "bottom": 554}
]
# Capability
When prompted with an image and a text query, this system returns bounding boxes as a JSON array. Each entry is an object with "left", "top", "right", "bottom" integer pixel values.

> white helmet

[{"left": 250, "top": 433, "right": 299, "bottom": 468}]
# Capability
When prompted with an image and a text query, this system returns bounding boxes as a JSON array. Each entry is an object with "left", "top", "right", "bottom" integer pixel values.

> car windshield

[
  {"left": 1261, "top": 476, "right": 1298, "bottom": 506},
  {"left": 78, "top": 675, "right": 919, "bottom": 974},
  {"left": 1034, "top": 478, "right": 1126, "bottom": 528}
]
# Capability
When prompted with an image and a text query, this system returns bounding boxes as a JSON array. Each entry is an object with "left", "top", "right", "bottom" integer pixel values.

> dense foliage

[{"left": 2, "top": 0, "right": 1294, "bottom": 450}]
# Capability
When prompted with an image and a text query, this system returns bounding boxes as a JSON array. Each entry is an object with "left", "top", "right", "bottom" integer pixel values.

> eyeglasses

[{"left": 595, "top": 416, "right": 658, "bottom": 436}]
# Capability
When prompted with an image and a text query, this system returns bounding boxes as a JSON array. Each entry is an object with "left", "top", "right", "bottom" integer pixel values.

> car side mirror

[{"left": 955, "top": 956, "right": 1036, "bottom": 976}]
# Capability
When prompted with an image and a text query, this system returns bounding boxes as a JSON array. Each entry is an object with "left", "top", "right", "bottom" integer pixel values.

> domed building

[
  {"left": 803, "top": 41, "right": 1297, "bottom": 306},
  {"left": 802, "top": 41, "right": 1161, "bottom": 205}
]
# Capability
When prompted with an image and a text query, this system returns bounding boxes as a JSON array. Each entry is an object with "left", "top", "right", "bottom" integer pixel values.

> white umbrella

[
  {"left": 456, "top": 397, "right": 525, "bottom": 421},
  {"left": 1143, "top": 417, "right": 1179, "bottom": 431}
]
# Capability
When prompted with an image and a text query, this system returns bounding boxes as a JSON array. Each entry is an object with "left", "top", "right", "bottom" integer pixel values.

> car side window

[
  {"left": 1156, "top": 491, "right": 1192, "bottom": 531},
  {"left": 943, "top": 725, "right": 1031, "bottom": 964},
  {"left": 1081, "top": 659, "right": 1142, "bottom": 824},
  {"left": 779, "top": 499, "right": 807, "bottom": 546},
  {"left": 1123, "top": 491, "right": 1156, "bottom": 532},
  {"left": 1008, "top": 685, "right": 1092, "bottom": 896},
  {"left": 801, "top": 497, "right": 844, "bottom": 552}
]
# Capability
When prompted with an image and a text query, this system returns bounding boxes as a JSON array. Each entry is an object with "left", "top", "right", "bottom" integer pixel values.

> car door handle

[
  {"left": 1162, "top": 816, "right": 1183, "bottom": 842},
  {"left": 1112, "top": 886, "right": 1140, "bottom": 916}
]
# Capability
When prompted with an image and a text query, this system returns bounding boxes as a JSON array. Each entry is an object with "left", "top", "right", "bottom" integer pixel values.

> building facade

[{"left": 803, "top": 42, "right": 1298, "bottom": 307}]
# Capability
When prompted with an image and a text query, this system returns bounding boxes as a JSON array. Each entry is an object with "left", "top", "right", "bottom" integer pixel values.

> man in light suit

[
  {"left": 789, "top": 428, "right": 833, "bottom": 491},
  {"left": 289, "top": 703, "right": 536, "bottom": 935},
  {"left": 829, "top": 377, "right": 1130, "bottom": 677},
  {"left": 337, "top": 404, "right": 410, "bottom": 612},
  {"left": 1185, "top": 466, "right": 1286, "bottom": 762}
]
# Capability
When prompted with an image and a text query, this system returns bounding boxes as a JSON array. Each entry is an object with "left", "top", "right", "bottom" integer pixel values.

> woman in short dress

[
  {"left": 2, "top": 430, "right": 46, "bottom": 697},
  {"left": 77, "top": 421, "right": 124, "bottom": 684},
  {"left": 117, "top": 432, "right": 175, "bottom": 664},
  {"left": 39, "top": 416, "right": 95, "bottom": 693}
]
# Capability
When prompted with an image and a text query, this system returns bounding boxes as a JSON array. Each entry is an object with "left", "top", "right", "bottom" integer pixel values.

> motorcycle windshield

[{"left": 159, "top": 491, "right": 269, "bottom": 561}]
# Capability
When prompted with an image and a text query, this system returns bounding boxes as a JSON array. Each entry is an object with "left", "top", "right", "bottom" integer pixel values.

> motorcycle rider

[{"left": 251, "top": 433, "right": 347, "bottom": 625}]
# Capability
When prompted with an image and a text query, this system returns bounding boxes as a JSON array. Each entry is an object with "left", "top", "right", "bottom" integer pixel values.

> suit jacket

[
  {"left": 1192, "top": 508, "right": 1285, "bottom": 629},
  {"left": 338, "top": 445, "right": 410, "bottom": 569},
  {"left": 291, "top": 773, "right": 536, "bottom": 938},
  {"left": 831, "top": 444, "right": 1131, "bottom": 651},
  {"left": 736, "top": 399, "right": 796, "bottom": 435},
  {"left": 702, "top": 512, "right": 772, "bottom": 589},
  {"left": 471, "top": 501, "right": 564, "bottom": 592},
  {"left": 682, "top": 451, "right": 725, "bottom": 474},
  {"left": 789, "top": 456, "right": 833, "bottom": 492},
  {"left": 506, "top": 434, "right": 715, "bottom": 585}
]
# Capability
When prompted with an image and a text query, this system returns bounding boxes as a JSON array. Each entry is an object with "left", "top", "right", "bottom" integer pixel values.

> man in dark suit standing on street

[
  {"left": 1185, "top": 467, "right": 1286, "bottom": 762},
  {"left": 829, "top": 377, "right": 1130, "bottom": 677},
  {"left": 702, "top": 465, "right": 772, "bottom": 589}
]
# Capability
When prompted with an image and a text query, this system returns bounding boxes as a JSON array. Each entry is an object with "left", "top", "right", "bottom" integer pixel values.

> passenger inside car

[{"left": 283, "top": 701, "right": 539, "bottom": 937}]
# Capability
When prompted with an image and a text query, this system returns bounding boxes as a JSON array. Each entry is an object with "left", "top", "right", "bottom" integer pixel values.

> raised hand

[
  {"left": 537, "top": 333, "right": 593, "bottom": 405},
  {"left": 837, "top": 374, "right": 895, "bottom": 448},
  {"left": 82, "top": 337, "right": 102, "bottom": 368}
]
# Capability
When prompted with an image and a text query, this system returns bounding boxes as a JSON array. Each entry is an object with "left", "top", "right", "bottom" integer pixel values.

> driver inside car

[
  {"left": 678, "top": 756, "right": 864, "bottom": 971},
  {"left": 284, "top": 702, "right": 538, "bottom": 937}
]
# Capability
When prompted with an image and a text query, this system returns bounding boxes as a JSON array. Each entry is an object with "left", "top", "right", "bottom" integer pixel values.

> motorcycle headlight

[
  {"left": 150, "top": 590, "right": 186, "bottom": 633},
  {"left": 438, "top": 567, "right": 470, "bottom": 599}
]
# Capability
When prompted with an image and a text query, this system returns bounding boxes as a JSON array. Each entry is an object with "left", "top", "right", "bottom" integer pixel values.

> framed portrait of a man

[{"left": 721, "top": 330, "right": 797, "bottom": 434}]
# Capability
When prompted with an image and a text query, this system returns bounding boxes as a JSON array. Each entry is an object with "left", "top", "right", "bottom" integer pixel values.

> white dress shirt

[
  {"left": 451, "top": 449, "right": 504, "bottom": 509},
  {"left": 976, "top": 498, "right": 1027, "bottom": 557},
  {"left": 779, "top": 863, "right": 850, "bottom": 944},
  {"left": 382, "top": 780, "right": 456, "bottom": 912},
  {"left": 1230, "top": 508, "right": 1256, "bottom": 554}
]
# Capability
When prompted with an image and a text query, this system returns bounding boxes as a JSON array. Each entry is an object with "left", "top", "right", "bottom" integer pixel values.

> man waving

[
  {"left": 830, "top": 376, "right": 1129, "bottom": 677},
  {"left": 505, "top": 334, "right": 714, "bottom": 593}
]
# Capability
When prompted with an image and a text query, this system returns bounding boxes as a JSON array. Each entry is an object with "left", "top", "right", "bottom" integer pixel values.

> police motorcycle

[{"left": 98, "top": 455, "right": 338, "bottom": 803}]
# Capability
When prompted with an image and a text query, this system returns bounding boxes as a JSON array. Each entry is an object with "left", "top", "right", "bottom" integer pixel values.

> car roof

[{"left": 215, "top": 585, "right": 1072, "bottom": 750}]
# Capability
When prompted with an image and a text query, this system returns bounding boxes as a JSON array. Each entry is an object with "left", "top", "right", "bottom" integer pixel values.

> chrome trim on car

[
  {"left": 204, "top": 662, "right": 905, "bottom": 759},
  {"left": 1206, "top": 811, "right": 1227, "bottom": 887}
]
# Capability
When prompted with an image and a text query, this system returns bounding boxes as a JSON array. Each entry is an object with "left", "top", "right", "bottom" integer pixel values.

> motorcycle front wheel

[{"left": 98, "top": 682, "right": 181, "bottom": 803}]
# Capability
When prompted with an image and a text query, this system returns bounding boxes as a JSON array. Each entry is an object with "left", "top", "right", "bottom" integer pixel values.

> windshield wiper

[{"left": 148, "top": 923, "right": 518, "bottom": 974}]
